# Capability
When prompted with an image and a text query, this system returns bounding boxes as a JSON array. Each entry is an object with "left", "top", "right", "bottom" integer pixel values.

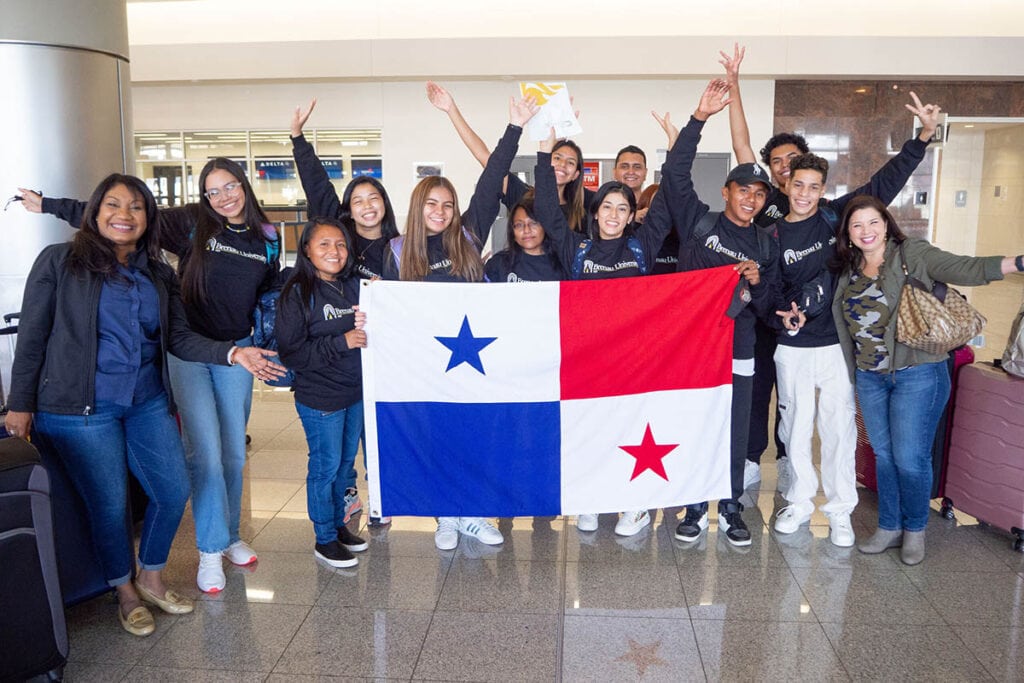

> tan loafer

[
  {"left": 134, "top": 581, "right": 194, "bottom": 615},
  {"left": 118, "top": 605, "right": 155, "bottom": 637}
]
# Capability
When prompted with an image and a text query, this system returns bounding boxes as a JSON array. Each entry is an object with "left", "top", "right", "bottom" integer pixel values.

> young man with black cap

[{"left": 657, "top": 80, "right": 779, "bottom": 546}]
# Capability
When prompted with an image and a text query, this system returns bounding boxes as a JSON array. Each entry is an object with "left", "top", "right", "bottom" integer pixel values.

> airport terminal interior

[{"left": 4, "top": 0, "right": 1024, "bottom": 680}]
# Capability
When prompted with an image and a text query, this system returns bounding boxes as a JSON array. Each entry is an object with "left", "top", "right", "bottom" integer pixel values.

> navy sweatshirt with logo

[
  {"left": 659, "top": 116, "right": 780, "bottom": 362},
  {"left": 275, "top": 275, "right": 362, "bottom": 412},
  {"left": 533, "top": 152, "right": 672, "bottom": 281}
]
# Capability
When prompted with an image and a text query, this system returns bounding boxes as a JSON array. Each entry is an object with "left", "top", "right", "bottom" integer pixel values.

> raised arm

[
  {"left": 427, "top": 81, "right": 492, "bottom": 168},
  {"left": 290, "top": 98, "right": 343, "bottom": 220},
  {"left": 460, "top": 96, "right": 538, "bottom": 246},
  {"left": 661, "top": 80, "right": 729, "bottom": 243},
  {"left": 31, "top": 189, "right": 195, "bottom": 256},
  {"left": 720, "top": 43, "right": 757, "bottom": 165},
  {"left": 830, "top": 91, "right": 941, "bottom": 214},
  {"left": 534, "top": 131, "right": 578, "bottom": 275}
]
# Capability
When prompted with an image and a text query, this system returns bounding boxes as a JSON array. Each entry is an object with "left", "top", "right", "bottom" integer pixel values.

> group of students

[{"left": 8, "top": 44, "right": 1024, "bottom": 637}]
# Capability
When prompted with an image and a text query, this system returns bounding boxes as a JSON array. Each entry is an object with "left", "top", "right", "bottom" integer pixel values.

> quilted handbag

[{"left": 895, "top": 242, "right": 986, "bottom": 355}]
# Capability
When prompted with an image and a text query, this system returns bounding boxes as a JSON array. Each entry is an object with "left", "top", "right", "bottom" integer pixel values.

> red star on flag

[{"left": 619, "top": 423, "right": 679, "bottom": 482}]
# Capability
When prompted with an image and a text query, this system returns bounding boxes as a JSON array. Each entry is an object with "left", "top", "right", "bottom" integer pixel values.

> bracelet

[
  {"left": 227, "top": 346, "right": 237, "bottom": 366},
  {"left": 1016, "top": 255, "right": 1023, "bottom": 272}
]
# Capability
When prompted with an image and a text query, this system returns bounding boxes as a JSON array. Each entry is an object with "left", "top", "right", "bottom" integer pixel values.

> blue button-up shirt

[{"left": 94, "top": 258, "right": 163, "bottom": 407}]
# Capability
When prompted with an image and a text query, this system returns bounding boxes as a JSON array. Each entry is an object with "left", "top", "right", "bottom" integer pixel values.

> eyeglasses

[
  {"left": 511, "top": 220, "right": 541, "bottom": 231},
  {"left": 203, "top": 182, "right": 241, "bottom": 200}
]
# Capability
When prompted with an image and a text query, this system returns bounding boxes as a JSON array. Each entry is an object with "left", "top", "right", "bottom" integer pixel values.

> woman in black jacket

[{"left": 4, "top": 174, "right": 276, "bottom": 636}]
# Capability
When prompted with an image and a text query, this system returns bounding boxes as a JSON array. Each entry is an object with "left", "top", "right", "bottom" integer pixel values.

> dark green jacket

[{"left": 832, "top": 237, "right": 1004, "bottom": 381}]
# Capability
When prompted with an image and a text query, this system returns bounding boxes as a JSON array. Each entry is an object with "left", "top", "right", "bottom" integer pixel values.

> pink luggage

[{"left": 943, "top": 361, "right": 1024, "bottom": 551}]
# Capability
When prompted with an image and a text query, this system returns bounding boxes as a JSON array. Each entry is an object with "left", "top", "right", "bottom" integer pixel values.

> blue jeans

[
  {"left": 295, "top": 400, "right": 364, "bottom": 545},
  {"left": 856, "top": 361, "right": 951, "bottom": 532},
  {"left": 33, "top": 395, "right": 190, "bottom": 586},
  {"left": 167, "top": 339, "right": 253, "bottom": 554}
]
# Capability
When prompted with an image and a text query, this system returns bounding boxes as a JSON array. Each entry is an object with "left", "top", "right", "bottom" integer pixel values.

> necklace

[
  {"left": 357, "top": 234, "right": 384, "bottom": 261},
  {"left": 224, "top": 223, "right": 248, "bottom": 234},
  {"left": 320, "top": 277, "right": 346, "bottom": 299}
]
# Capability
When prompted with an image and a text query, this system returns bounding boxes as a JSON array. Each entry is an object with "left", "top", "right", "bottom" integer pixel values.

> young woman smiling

[
  {"left": 276, "top": 218, "right": 369, "bottom": 568},
  {"left": 290, "top": 99, "right": 400, "bottom": 281},
  {"left": 384, "top": 96, "right": 538, "bottom": 550}
]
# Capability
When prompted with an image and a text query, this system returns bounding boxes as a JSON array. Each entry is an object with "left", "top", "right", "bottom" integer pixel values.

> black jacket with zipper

[{"left": 9, "top": 243, "right": 234, "bottom": 416}]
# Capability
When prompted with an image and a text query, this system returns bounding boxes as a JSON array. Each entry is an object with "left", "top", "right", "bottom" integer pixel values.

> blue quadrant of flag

[{"left": 376, "top": 401, "right": 562, "bottom": 516}]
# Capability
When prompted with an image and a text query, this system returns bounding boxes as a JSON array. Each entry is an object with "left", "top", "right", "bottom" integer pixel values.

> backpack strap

[
  {"left": 693, "top": 211, "right": 720, "bottom": 242},
  {"left": 627, "top": 236, "right": 648, "bottom": 275},
  {"left": 571, "top": 240, "right": 592, "bottom": 279},
  {"left": 389, "top": 235, "right": 404, "bottom": 264},
  {"left": 818, "top": 203, "right": 838, "bottom": 229}
]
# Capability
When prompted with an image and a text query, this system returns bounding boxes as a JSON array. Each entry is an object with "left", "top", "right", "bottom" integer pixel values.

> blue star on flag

[{"left": 435, "top": 315, "right": 497, "bottom": 375}]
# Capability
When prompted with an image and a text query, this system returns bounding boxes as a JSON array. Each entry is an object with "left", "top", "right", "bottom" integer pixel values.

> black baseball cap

[{"left": 725, "top": 162, "right": 772, "bottom": 190}]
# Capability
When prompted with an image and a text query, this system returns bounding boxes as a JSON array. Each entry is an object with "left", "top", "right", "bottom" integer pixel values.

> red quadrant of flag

[{"left": 558, "top": 267, "right": 737, "bottom": 400}]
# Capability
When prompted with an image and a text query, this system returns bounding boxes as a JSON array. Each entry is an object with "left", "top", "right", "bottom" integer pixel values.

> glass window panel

[
  {"left": 314, "top": 129, "right": 381, "bottom": 157},
  {"left": 135, "top": 132, "right": 183, "bottom": 162},
  {"left": 253, "top": 158, "right": 303, "bottom": 207},
  {"left": 184, "top": 131, "right": 248, "bottom": 160},
  {"left": 249, "top": 130, "right": 293, "bottom": 157}
]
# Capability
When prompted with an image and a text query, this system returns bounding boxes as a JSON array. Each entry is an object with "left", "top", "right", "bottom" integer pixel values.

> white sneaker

[
  {"left": 743, "top": 460, "right": 762, "bottom": 489},
  {"left": 435, "top": 517, "right": 459, "bottom": 550},
  {"left": 197, "top": 551, "right": 226, "bottom": 593},
  {"left": 776, "top": 456, "right": 792, "bottom": 493},
  {"left": 614, "top": 510, "right": 651, "bottom": 537},
  {"left": 458, "top": 517, "right": 503, "bottom": 545},
  {"left": 223, "top": 540, "right": 257, "bottom": 566},
  {"left": 774, "top": 506, "right": 812, "bottom": 534},
  {"left": 577, "top": 514, "right": 599, "bottom": 532},
  {"left": 342, "top": 487, "right": 362, "bottom": 524},
  {"left": 829, "top": 514, "right": 856, "bottom": 547}
]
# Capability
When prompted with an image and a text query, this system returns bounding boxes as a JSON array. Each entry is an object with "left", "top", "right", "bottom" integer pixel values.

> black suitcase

[{"left": 0, "top": 437, "right": 68, "bottom": 682}]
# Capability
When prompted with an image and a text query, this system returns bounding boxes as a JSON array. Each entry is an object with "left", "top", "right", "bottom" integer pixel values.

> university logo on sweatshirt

[{"left": 361, "top": 268, "right": 737, "bottom": 517}]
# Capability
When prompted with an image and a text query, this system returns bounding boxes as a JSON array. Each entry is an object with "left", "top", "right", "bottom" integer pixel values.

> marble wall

[{"left": 773, "top": 81, "right": 1024, "bottom": 239}]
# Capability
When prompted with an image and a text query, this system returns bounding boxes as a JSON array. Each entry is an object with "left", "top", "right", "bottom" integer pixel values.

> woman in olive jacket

[{"left": 830, "top": 195, "right": 1022, "bottom": 566}]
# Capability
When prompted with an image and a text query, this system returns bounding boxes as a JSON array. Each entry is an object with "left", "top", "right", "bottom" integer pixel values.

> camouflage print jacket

[{"left": 832, "top": 237, "right": 1004, "bottom": 381}]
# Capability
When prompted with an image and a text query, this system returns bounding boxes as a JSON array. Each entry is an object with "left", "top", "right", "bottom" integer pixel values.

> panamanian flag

[{"left": 361, "top": 266, "right": 737, "bottom": 518}]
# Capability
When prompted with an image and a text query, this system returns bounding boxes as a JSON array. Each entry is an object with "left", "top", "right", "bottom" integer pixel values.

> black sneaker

[
  {"left": 718, "top": 504, "right": 752, "bottom": 547},
  {"left": 674, "top": 505, "right": 709, "bottom": 542},
  {"left": 314, "top": 540, "right": 357, "bottom": 568},
  {"left": 337, "top": 525, "right": 368, "bottom": 552}
]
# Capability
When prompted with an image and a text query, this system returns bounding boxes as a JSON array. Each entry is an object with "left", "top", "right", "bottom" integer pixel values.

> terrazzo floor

[{"left": 57, "top": 389, "right": 1024, "bottom": 682}]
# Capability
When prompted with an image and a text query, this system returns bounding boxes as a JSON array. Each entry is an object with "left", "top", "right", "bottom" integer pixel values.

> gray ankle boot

[
  {"left": 858, "top": 528, "right": 903, "bottom": 554},
  {"left": 901, "top": 530, "right": 926, "bottom": 565}
]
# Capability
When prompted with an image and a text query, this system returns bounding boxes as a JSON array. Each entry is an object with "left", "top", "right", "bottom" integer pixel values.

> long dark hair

[
  {"left": 553, "top": 139, "right": 587, "bottom": 234},
  {"left": 339, "top": 176, "right": 399, "bottom": 241},
  {"left": 831, "top": 195, "right": 907, "bottom": 274},
  {"left": 504, "top": 193, "right": 549, "bottom": 256},
  {"left": 587, "top": 181, "right": 636, "bottom": 241},
  {"left": 68, "top": 174, "right": 161, "bottom": 276},
  {"left": 281, "top": 217, "right": 355, "bottom": 309},
  {"left": 180, "top": 157, "right": 274, "bottom": 306}
]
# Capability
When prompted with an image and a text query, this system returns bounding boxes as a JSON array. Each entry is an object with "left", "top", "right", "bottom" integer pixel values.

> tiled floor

[{"left": 60, "top": 389, "right": 1024, "bottom": 682}]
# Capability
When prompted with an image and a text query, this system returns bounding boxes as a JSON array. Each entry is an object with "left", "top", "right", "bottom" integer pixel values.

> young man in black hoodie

[
  {"left": 766, "top": 89, "right": 941, "bottom": 545},
  {"left": 659, "top": 80, "right": 779, "bottom": 547}
]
